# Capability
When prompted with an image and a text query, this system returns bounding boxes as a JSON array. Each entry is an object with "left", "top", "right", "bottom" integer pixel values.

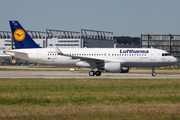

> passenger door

[
  {"left": 37, "top": 50, "right": 42, "bottom": 60},
  {"left": 150, "top": 50, "right": 156, "bottom": 61}
]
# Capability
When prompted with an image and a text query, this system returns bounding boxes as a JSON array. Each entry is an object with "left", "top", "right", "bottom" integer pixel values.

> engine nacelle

[
  {"left": 120, "top": 67, "right": 129, "bottom": 73},
  {"left": 104, "top": 62, "right": 122, "bottom": 73}
]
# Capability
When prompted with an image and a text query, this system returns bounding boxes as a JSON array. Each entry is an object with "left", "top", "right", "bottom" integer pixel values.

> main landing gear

[
  {"left": 152, "top": 67, "right": 156, "bottom": 76},
  {"left": 89, "top": 71, "right": 101, "bottom": 76}
]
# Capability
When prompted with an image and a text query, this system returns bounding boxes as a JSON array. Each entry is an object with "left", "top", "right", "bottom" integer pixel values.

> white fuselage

[{"left": 6, "top": 48, "right": 177, "bottom": 68}]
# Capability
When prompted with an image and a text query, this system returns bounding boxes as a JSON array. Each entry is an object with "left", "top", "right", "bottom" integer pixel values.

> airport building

[
  {"left": 0, "top": 29, "right": 114, "bottom": 60},
  {"left": 46, "top": 29, "right": 114, "bottom": 48},
  {"left": 0, "top": 29, "right": 114, "bottom": 49},
  {"left": 141, "top": 34, "right": 180, "bottom": 66}
]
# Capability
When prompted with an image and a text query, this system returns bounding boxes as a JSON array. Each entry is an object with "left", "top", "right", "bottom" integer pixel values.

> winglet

[{"left": 52, "top": 43, "right": 64, "bottom": 55}]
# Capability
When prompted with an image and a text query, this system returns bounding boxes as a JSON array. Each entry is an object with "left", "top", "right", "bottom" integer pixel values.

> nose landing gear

[{"left": 152, "top": 67, "right": 156, "bottom": 76}]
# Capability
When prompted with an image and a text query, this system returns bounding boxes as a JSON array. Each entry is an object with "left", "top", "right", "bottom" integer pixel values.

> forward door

[{"left": 150, "top": 50, "right": 156, "bottom": 61}]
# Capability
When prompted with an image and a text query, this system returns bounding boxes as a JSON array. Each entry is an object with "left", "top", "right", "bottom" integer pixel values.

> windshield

[{"left": 162, "top": 53, "right": 171, "bottom": 56}]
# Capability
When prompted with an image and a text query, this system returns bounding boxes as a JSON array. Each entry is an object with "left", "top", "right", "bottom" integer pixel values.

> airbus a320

[{"left": 5, "top": 21, "right": 178, "bottom": 76}]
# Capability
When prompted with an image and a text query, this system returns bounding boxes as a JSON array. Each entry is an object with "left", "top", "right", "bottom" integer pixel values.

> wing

[{"left": 53, "top": 44, "right": 125, "bottom": 69}]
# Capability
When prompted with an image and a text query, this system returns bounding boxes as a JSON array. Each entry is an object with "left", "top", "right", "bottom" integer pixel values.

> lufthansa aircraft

[{"left": 5, "top": 21, "right": 177, "bottom": 76}]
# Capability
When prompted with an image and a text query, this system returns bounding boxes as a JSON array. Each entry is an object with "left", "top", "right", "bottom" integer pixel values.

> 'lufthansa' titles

[{"left": 120, "top": 49, "right": 149, "bottom": 53}]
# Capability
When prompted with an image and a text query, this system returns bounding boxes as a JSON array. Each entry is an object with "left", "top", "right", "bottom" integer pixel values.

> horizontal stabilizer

[{"left": 5, "top": 50, "right": 27, "bottom": 55}]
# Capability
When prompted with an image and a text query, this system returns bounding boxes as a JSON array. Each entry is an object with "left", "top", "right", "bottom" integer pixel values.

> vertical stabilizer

[{"left": 9, "top": 21, "right": 41, "bottom": 49}]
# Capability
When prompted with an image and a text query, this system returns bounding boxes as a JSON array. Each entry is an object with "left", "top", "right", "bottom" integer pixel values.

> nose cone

[{"left": 172, "top": 57, "right": 178, "bottom": 64}]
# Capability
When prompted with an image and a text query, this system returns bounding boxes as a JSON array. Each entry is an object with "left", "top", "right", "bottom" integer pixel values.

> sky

[{"left": 1, "top": 0, "right": 180, "bottom": 37}]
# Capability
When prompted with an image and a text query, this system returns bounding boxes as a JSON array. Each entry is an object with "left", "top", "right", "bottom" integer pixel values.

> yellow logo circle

[{"left": 14, "top": 29, "right": 26, "bottom": 41}]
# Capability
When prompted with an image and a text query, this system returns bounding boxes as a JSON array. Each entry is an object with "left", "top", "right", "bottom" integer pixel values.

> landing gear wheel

[
  {"left": 89, "top": 71, "right": 95, "bottom": 76},
  {"left": 95, "top": 71, "right": 101, "bottom": 76},
  {"left": 151, "top": 67, "right": 156, "bottom": 77},
  {"left": 152, "top": 73, "right": 156, "bottom": 76}
]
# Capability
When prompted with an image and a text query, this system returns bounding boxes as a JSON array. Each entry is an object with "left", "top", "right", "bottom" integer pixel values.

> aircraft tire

[
  {"left": 89, "top": 71, "right": 95, "bottom": 76},
  {"left": 152, "top": 73, "right": 156, "bottom": 76},
  {"left": 95, "top": 71, "right": 101, "bottom": 76}
]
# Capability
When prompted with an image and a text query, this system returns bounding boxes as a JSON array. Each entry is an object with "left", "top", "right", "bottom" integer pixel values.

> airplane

[{"left": 5, "top": 21, "right": 178, "bottom": 76}]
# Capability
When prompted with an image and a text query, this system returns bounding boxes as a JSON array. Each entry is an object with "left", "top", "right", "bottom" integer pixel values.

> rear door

[{"left": 37, "top": 50, "right": 42, "bottom": 60}]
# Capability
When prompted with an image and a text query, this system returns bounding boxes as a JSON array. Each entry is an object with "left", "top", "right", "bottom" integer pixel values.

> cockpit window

[{"left": 162, "top": 53, "right": 171, "bottom": 56}]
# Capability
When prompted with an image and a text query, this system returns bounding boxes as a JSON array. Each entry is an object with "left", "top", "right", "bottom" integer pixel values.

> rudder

[{"left": 9, "top": 21, "right": 41, "bottom": 49}]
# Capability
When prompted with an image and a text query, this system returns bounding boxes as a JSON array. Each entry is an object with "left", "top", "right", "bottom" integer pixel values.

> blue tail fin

[{"left": 9, "top": 21, "right": 41, "bottom": 49}]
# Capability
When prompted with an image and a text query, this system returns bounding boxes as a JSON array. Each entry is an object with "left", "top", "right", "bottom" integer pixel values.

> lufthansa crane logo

[{"left": 14, "top": 29, "right": 26, "bottom": 41}]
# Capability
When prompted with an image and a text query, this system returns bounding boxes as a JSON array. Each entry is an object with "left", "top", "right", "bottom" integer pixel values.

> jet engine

[
  {"left": 102, "top": 63, "right": 129, "bottom": 73},
  {"left": 104, "top": 62, "right": 122, "bottom": 73}
]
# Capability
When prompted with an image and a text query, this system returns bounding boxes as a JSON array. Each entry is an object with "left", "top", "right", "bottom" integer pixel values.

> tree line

[{"left": 113, "top": 36, "right": 140, "bottom": 45}]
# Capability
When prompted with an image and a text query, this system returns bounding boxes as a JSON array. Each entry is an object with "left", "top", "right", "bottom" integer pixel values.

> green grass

[
  {"left": 1, "top": 78, "right": 180, "bottom": 119},
  {"left": 0, "top": 78, "right": 180, "bottom": 104}
]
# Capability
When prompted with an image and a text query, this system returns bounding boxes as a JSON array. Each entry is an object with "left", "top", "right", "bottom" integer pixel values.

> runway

[{"left": 0, "top": 71, "right": 180, "bottom": 79}]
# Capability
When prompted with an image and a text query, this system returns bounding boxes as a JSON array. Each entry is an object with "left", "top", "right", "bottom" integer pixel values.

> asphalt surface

[
  {"left": 0, "top": 71, "right": 180, "bottom": 79},
  {"left": 0, "top": 66, "right": 179, "bottom": 78}
]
